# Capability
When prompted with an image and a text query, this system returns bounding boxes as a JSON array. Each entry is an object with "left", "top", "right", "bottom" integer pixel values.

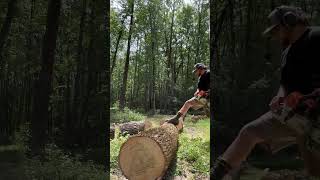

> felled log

[
  {"left": 119, "top": 120, "right": 152, "bottom": 136},
  {"left": 110, "top": 125, "right": 115, "bottom": 139},
  {"left": 119, "top": 123, "right": 179, "bottom": 180}
]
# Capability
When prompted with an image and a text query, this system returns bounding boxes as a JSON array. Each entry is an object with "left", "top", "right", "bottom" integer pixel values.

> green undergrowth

[
  {"left": 110, "top": 134, "right": 128, "bottom": 170},
  {"left": 176, "top": 117, "right": 210, "bottom": 175},
  {"left": 25, "top": 144, "right": 107, "bottom": 180},
  {"left": 10, "top": 123, "right": 108, "bottom": 180},
  {"left": 110, "top": 105, "right": 146, "bottom": 123}
]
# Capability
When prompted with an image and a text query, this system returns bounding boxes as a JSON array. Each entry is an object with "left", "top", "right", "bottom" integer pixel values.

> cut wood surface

[{"left": 119, "top": 123, "right": 179, "bottom": 180}]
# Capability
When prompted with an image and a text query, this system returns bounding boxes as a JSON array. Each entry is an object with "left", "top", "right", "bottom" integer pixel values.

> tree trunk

[
  {"left": 69, "top": 0, "right": 87, "bottom": 146},
  {"left": 0, "top": 0, "right": 17, "bottom": 62},
  {"left": 111, "top": 14, "right": 127, "bottom": 75},
  {"left": 31, "top": 0, "right": 61, "bottom": 156},
  {"left": 119, "top": 0, "right": 134, "bottom": 110},
  {"left": 195, "top": 0, "right": 202, "bottom": 64},
  {"left": 119, "top": 123, "right": 179, "bottom": 180}
]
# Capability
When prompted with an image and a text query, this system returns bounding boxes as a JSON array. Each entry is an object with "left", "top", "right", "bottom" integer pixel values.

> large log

[{"left": 119, "top": 123, "right": 179, "bottom": 180}]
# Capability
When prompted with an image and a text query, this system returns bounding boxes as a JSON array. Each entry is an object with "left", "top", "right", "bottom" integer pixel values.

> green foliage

[
  {"left": 111, "top": 0, "right": 209, "bottom": 112},
  {"left": 13, "top": 122, "right": 32, "bottom": 153},
  {"left": 177, "top": 134, "right": 210, "bottom": 174},
  {"left": 110, "top": 105, "right": 146, "bottom": 123},
  {"left": 110, "top": 135, "right": 128, "bottom": 170},
  {"left": 25, "top": 144, "right": 107, "bottom": 180}
]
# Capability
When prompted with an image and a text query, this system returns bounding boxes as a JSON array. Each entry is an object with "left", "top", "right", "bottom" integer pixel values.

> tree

[
  {"left": 119, "top": 0, "right": 135, "bottom": 110},
  {"left": 0, "top": 0, "right": 17, "bottom": 62},
  {"left": 31, "top": 0, "right": 61, "bottom": 156}
]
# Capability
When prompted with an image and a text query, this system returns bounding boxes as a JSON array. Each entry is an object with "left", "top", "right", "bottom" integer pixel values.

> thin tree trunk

[
  {"left": 69, "top": 0, "right": 87, "bottom": 146},
  {"left": 195, "top": 0, "right": 202, "bottom": 64},
  {"left": 0, "top": 0, "right": 17, "bottom": 62},
  {"left": 31, "top": 0, "right": 61, "bottom": 156},
  {"left": 119, "top": 0, "right": 134, "bottom": 110},
  {"left": 111, "top": 14, "right": 127, "bottom": 75}
]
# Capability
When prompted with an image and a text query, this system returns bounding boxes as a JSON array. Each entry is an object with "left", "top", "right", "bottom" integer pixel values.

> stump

[{"left": 119, "top": 123, "right": 179, "bottom": 180}]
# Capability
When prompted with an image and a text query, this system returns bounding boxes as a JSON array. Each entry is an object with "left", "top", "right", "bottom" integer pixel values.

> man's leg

[
  {"left": 166, "top": 97, "right": 200, "bottom": 125},
  {"left": 211, "top": 111, "right": 296, "bottom": 179},
  {"left": 221, "top": 124, "right": 264, "bottom": 168}
]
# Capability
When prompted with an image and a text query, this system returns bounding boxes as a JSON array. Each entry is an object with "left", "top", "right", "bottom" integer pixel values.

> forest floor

[
  {"left": 0, "top": 145, "right": 26, "bottom": 180},
  {"left": 110, "top": 114, "right": 210, "bottom": 180}
]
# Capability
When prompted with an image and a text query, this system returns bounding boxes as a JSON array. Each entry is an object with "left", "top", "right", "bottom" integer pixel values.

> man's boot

[
  {"left": 210, "top": 157, "right": 231, "bottom": 180},
  {"left": 166, "top": 112, "right": 182, "bottom": 125}
]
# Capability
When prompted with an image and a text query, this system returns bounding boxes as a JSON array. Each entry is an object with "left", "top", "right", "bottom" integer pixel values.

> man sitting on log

[
  {"left": 166, "top": 63, "right": 210, "bottom": 125},
  {"left": 211, "top": 6, "right": 320, "bottom": 179}
]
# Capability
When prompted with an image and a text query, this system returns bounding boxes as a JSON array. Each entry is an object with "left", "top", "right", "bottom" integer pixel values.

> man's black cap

[
  {"left": 263, "top": 6, "right": 307, "bottom": 36},
  {"left": 193, "top": 63, "right": 206, "bottom": 73}
]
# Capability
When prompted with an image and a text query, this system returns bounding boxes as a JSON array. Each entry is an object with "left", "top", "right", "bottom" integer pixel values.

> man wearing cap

[
  {"left": 211, "top": 6, "right": 320, "bottom": 179},
  {"left": 166, "top": 63, "right": 210, "bottom": 125}
]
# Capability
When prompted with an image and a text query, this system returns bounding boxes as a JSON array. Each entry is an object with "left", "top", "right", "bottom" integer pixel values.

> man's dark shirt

[
  {"left": 280, "top": 27, "right": 320, "bottom": 95},
  {"left": 198, "top": 70, "right": 210, "bottom": 91}
]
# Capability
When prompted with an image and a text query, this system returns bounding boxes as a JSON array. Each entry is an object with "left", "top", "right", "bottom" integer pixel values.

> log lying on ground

[
  {"left": 119, "top": 123, "right": 179, "bottom": 180},
  {"left": 110, "top": 125, "right": 115, "bottom": 139},
  {"left": 110, "top": 120, "right": 153, "bottom": 139},
  {"left": 119, "top": 120, "right": 152, "bottom": 136}
]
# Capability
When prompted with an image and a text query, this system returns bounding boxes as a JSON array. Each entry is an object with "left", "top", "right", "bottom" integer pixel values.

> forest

[
  {"left": 212, "top": 0, "right": 320, "bottom": 179},
  {"left": 0, "top": 0, "right": 108, "bottom": 179},
  {"left": 111, "top": 0, "right": 209, "bottom": 113},
  {"left": 110, "top": 0, "right": 210, "bottom": 179}
]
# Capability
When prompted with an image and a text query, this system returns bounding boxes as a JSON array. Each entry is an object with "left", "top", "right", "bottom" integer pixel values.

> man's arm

[
  {"left": 276, "top": 85, "right": 286, "bottom": 97},
  {"left": 270, "top": 85, "right": 286, "bottom": 111}
]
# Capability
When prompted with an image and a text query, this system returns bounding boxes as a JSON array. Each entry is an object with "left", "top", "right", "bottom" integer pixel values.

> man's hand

[
  {"left": 269, "top": 96, "right": 284, "bottom": 111},
  {"left": 194, "top": 89, "right": 199, "bottom": 96},
  {"left": 198, "top": 90, "right": 206, "bottom": 97}
]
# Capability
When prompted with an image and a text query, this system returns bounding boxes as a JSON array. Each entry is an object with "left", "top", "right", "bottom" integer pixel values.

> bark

[
  {"left": 31, "top": 0, "right": 61, "bottom": 156},
  {"left": 119, "top": 121, "right": 146, "bottom": 135}
]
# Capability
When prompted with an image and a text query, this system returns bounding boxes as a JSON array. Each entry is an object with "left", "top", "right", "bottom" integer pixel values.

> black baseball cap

[
  {"left": 263, "top": 6, "right": 306, "bottom": 35},
  {"left": 192, "top": 63, "right": 206, "bottom": 73}
]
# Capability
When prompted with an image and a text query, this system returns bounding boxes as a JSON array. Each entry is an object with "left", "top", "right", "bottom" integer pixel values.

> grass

[
  {"left": 0, "top": 123, "right": 108, "bottom": 180},
  {"left": 25, "top": 144, "right": 108, "bottom": 180},
  {"left": 110, "top": 134, "right": 128, "bottom": 170},
  {"left": 176, "top": 117, "right": 210, "bottom": 175},
  {"left": 110, "top": 106, "right": 146, "bottom": 123}
]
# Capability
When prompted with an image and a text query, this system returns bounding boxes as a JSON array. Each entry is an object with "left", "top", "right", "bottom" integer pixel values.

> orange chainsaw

[{"left": 273, "top": 91, "right": 320, "bottom": 151}]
